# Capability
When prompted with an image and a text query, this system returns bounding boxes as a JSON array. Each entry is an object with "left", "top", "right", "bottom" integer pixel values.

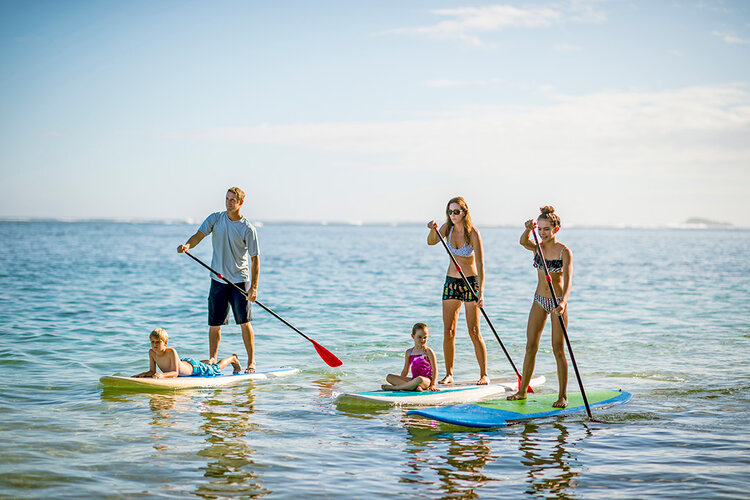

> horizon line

[{"left": 0, "top": 216, "right": 740, "bottom": 230}]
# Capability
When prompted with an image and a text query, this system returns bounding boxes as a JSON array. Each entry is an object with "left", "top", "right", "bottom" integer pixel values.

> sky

[{"left": 1, "top": 0, "right": 749, "bottom": 227}]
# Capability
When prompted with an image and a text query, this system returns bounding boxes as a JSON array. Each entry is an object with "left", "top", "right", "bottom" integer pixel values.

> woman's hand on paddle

[
  {"left": 427, "top": 220, "right": 438, "bottom": 230},
  {"left": 524, "top": 219, "right": 536, "bottom": 230},
  {"left": 177, "top": 243, "right": 189, "bottom": 253},
  {"left": 553, "top": 300, "right": 566, "bottom": 316}
]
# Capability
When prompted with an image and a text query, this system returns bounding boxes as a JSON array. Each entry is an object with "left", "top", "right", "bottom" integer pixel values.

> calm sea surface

[{"left": 0, "top": 221, "right": 748, "bottom": 499}]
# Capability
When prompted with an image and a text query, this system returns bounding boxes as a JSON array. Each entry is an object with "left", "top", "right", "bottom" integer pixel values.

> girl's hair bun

[{"left": 538, "top": 205, "right": 561, "bottom": 227}]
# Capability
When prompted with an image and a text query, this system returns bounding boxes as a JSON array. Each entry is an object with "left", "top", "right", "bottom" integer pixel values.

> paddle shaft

[
  {"left": 184, "top": 250, "right": 312, "bottom": 341},
  {"left": 431, "top": 224, "right": 523, "bottom": 379},
  {"left": 530, "top": 228, "right": 593, "bottom": 419}
]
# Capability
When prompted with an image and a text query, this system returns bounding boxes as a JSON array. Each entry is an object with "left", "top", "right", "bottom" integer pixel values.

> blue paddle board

[{"left": 408, "top": 390, "right": 631, "bottom": 428}]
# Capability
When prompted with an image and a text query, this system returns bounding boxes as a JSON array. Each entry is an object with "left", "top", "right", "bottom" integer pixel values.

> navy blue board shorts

[{"left": 208, "top": 280, "right": 253, "bottom": 326}]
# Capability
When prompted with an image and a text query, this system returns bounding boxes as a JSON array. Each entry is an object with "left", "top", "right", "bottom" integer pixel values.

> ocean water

[{"left": 0, "top": 221, "right": 748, "bottom": 499}]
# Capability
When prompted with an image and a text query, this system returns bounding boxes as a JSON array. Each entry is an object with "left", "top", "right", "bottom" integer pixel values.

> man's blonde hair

[
  {"left": 228, "top": 187, "right": 245, "bottom": 203},
  {"left": 149, "top": 328, "right": 168, "bottom": 342}
]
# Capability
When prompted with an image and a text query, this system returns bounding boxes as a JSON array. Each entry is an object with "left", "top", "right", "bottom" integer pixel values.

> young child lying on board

[{"left": 133, "top": 328, "right": 240, "bottom": 378}]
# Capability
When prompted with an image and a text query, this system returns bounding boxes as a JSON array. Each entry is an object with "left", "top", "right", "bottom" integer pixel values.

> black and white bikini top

[
  {"left": 448, "top": 226, "right": 474, "bottom": 257},
  {"left": 533, "top": 248, "right": 564, "bottom": 273}
]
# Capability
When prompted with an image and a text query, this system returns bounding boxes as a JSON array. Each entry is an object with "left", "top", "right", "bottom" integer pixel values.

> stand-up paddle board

[
  {"left": 407, "top": 390, "right": 631, "bottom": 427},
  {"left": 336, "top": 375, "right": 546, "bottom": 406},
  {"left": 100, "top": 367, "right": 299, "bottom": 389}
]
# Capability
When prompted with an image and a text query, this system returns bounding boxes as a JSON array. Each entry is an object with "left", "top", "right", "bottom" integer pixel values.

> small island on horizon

[{"left": 684, "top": 217, "right": 732, "bottom": 228}]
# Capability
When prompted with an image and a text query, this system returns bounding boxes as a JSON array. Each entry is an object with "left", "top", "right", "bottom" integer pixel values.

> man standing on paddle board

[{"left": 177, "top": 187, "right": 260, "bottom": 373}]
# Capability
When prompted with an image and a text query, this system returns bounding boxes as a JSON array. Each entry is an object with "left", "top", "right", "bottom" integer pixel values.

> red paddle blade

[
  {"left": 310, "top": 339, "right": 343, "bottom": 367},
  {"left": 519, "top": 375, "right": 535, "bottom": 393}
]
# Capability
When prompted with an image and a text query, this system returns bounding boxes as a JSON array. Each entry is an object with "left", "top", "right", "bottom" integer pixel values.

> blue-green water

[{"left": 1, "top": 222, "right": 748, "bottom": 498}]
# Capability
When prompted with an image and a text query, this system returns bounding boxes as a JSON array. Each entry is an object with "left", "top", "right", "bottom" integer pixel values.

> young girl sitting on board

[{"left": 381, "top": 323, "right": 439, "bottom": 392}]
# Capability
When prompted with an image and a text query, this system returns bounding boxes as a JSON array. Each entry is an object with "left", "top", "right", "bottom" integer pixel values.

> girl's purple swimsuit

[{"left": 409, "top": 349, "right": 432, "bottom": 379}]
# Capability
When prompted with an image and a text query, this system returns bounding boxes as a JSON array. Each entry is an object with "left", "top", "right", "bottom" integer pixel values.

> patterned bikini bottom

[{"left": 533, "top": 293, "right": 562, "bottom": 313}]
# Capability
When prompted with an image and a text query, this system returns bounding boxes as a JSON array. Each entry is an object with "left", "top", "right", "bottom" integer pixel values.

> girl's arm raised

[{"left": 520, "top": 220, "right": 536, "bottom": 251}]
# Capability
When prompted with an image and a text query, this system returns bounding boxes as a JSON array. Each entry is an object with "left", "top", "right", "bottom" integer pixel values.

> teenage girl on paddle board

[
  {"left": 382, "top": 323, "right": 438, "bottom": 391},
  {"left": 427, "top": 197, "right": 489, "bottom": 386},
  {"left": 507, "top": 206, "right": 572, "bottom": 408}
]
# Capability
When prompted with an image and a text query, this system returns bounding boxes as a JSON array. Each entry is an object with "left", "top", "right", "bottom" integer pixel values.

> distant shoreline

[{"left": 0, "top": 217, "right": 744, "bottom": 230}]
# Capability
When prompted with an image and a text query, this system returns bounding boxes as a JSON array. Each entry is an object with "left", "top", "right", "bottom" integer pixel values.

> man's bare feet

[
  {"left": 553, "top": 396, "right": 568, "bottom": 408},
  {"left": 507, "top": 391, "right": 527, "bottom": 401},
  {"left": 244, "top": 364, "right": 256, "bottom": 374},
  {"left": 230, "top": 354, "right": 241, "bottom": 374},
  {"left": 476, "top": 375, "right": 490, "bottom": 385},
  {"left": 439, "top": 375, "right": 454, "bottom": 385}
]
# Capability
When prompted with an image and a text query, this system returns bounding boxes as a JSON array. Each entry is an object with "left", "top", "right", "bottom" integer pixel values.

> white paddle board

[
  {"left": 336, "top": 375, "right": 545, "bottom": 406},
  {"left": 100, "top": 367, "right": 299, "bottom": 389}
]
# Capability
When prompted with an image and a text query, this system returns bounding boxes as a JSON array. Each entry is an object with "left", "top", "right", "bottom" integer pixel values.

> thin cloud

[
  {"left": 165, "top": 84, "right": 750, "bottom": 182},
  {"left": 383, "top": 1, "right": 608, "bottom": 46},
  {"left": 712, "top": 30, "right": 749, "bottom": 44},
  {"left": 425, "top": 78, "right": 506, "bottom": 88},
  {"left": 553, "top": 43, "right": 581, "bottom": 52},
  {"left": 696, "top": 1, "right": 731, "bottom": 14}
]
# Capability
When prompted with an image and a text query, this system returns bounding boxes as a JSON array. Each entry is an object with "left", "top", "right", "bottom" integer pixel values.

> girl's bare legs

[
  {"left": 440, "top": 299, "right": 462, "bottom": 384},
  {"left": 550, "top": 310, "right": 569, "bottom": 408},
  {"left": 507, "top": 303, "right": 548, "bottom": 400},
  {"left": 465, "top": 301, "right": 489, "bottom": 385},
  {"left": 382, "top": 375, "right": 430, "bottom": 391}
]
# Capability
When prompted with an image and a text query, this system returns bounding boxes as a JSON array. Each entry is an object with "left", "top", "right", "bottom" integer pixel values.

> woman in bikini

[
  {"left": 427, "top": 196, "right": 489, "bottom": 385},
  {"left": 507, "top": 206, "right": 572, "bottom": 408}
]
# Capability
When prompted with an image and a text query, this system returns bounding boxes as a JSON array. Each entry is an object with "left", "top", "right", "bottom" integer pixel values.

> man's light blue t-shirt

[{"left": 198, "top": 212, "right": 259, "bottom": 283}]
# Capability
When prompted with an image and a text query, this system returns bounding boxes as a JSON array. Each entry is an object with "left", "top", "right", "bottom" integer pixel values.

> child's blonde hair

[
  {"left": 149, "top": 328, "right": 168, "bottom": 342},
  {"left": 412, "top": 323, "right": 428, "bottom": 335}
]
